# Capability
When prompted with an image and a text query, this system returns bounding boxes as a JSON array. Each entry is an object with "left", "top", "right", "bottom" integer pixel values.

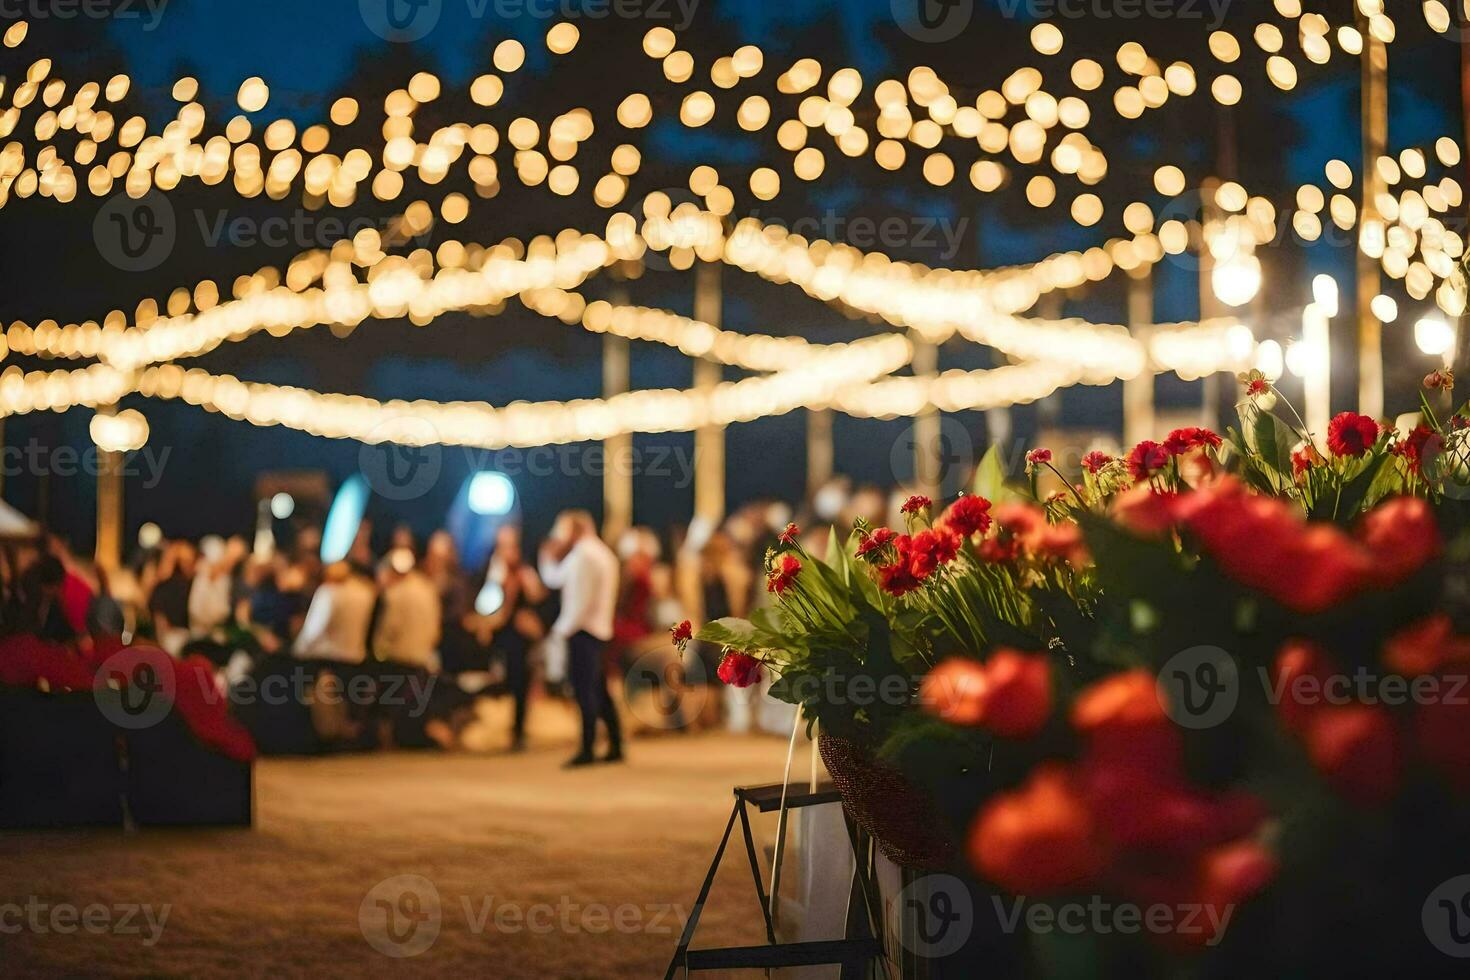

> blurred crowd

[{"left": 0, "top": 477, "right": 911, "bottom": 756}]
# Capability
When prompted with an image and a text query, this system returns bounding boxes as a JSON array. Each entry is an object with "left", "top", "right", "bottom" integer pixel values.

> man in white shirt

[{"left": 539, "top": 509, "right": 623, "bottom": 767}]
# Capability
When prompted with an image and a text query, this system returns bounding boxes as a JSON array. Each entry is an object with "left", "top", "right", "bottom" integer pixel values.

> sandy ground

[{"left": 0, "top": 729, "right": 804, "bottom": 979}]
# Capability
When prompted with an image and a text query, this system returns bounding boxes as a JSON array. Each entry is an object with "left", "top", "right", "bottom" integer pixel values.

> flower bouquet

[{"left": 678, "top": 372, "right": 1470, "bottom": 976}]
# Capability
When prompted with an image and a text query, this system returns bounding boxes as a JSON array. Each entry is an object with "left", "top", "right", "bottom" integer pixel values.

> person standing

[
  {"left": 371, "top": 548, "right": 442, "bottom": 670},
  {"left": 476, "top": 524, "right": 546, "bottom": 752},
  {"left": 539, "top": 510, "right": 622, "bottom": 767}
]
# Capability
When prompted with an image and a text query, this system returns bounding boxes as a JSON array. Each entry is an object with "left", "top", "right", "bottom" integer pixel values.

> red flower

[
  {"left": 778, "top": 522, "right": 799, "bottom": 546},
  {"left": 1188, "top": 841, "right": 1279, "bottom": 946},
  {"left": 1071, "top": 669, "right": 1183, "bottom": 776},
  {"left": 900, "top": 494, "right": 932, "bottom": 515},
  {"left": 977, "top": 535, "right": 1022, "bottom": 563},
  {"left": 670, "top": 620, "right": 693, "bottom": 646},
  {"left": 1271, "top": 640, "right": 1335, "bottom": 735},
  {"left": 1173, "top": 479, "right": 1374, "bottom": 613},
  {"left": 1037, "top": 522, "right": 1089, "bottom": 565},
  {"left": 717, "top": 651, "right": 763, "bottom": 688},
  {"left": 920, "top": 658, "right": 989, "bottom": 726},
  {"left": 1199, "top": 840, "right": 1278, "bottom": 907},
  {"left": 1326, "top": 412, "right": 1380, "bottom": 457},
  {"left": 1357, "top": 495, "right": 1440, "bottom": 585},
  {"left": 878, "top": 557, "right": 923, "bottom": 596},
  {"left": 1290, "top": 442, "right": 1324, "bottom": 479},
  {"left": 1425, "top": 368, "right": 1455, "bottom": 391},
  {"left": 1303, "top": 703, "right": 1401, "bottom": 805},
  {"left": 1110, "top": 484, "right": 1181, "bottom": 536},
  {"left": 856, "top": 526, "right": 896, "bottom": 558},
  {"left": 978, "top": 650, "right": 1053, "bottom": 738},
  {"left": 1382, "top": 614, "right": 1470, "bottom": 677},
  {"left": 907, "top": 527, "right": 961, "bottom": 579},
  {"left": 1081, "top": 764, "right": 1266, "bottom": 858},
  {"left": 969, "top": 764, "right": 1110, "bottom": 895},
  {"left": 1081, "top": 451, "right": 1113, "bottom": 474},
  {"left": 1391, "top": 424, "right": 1441, "bottom": 476},
  {"left": 994, "top": 502, "right": 1046, "bottom": 539},
  {"left": 1025, "top": 448, "right": 1053, "bottom": 472},
  {"left": 1126, "top": 440, "right": 1171, "bottom": 480},
  {"left": 942, "top": 494, "right": 992, "bottom": 537},
  {"left": 766, "top": 554, "right": 801, "bottom": 595},
  {"left": 990, "top": 502, "right": 1087, "bottom": 564},
  {"left": 1163, "top": 427, "right": 1223, "bottom": 455},
  {"left": 922, "top": 652, "right": 1051, "bottom": 737},
  {"left": 1170, "top": 482, "right": 1440, "bottom": 614},
  {"left": 1246, "top": 378, "right": 1269, "bottom": 397}
]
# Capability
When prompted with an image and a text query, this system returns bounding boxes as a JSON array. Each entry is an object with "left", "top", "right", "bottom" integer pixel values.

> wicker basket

[{"left": 818, "top": 731, "right": 956, "bottom": 871}]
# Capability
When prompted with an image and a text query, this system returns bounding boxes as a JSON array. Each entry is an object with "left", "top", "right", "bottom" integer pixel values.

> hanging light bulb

[
  {"left": 1370, "top": 294, "right": 1398, "bottom": 323},
  {"left": 1415, "top": 316, "right": 1455, "bottom": 357},
  {"left": 1212, "top": 253, "right": 1262, "bottom": 307}
]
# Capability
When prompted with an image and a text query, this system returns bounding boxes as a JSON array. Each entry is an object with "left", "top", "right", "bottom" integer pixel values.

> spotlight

[
  {"left": 1211, "top": 254, "right": 1261, "bottom": 308},
  {"left": 468, "top": 472, "right": 516, "bottom": 516}
]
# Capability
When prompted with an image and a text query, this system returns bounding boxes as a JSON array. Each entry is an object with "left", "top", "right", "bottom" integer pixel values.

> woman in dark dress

[{"left": 476, "top": 525, "right": 546, "bottom": 751}]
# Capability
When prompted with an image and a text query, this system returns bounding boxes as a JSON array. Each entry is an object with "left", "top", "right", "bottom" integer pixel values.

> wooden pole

[
  {"left": 911, "top": 339, "right": 940, "bottom": 500},
  {"left": 805, "top": 407, "right": 833, "bottom": 500},
  {"left": 1124, "top": 267, "right": 1156, "bottom": 444},
  {"left": 1304, "top": 303, "right": 1332, "bottom": 441},
  {"left": 602, "top": 285, "right": 633, "bottom": 541},
  {"left": 1357, "top": 8, "right": 1388, "bottom": 418},
  {"left": 693, "top": 262, "right": 725, "bottom": 523},
  {"left": 95, "top": 418, "right": 122, "bottom": 572},
  {"left": 1035, "top": 294, "right": 1064, "bottom": 432},
  {"left": 1199, "top": 177, "right": 1222, "bottom": 430},
  {"left": 1453, "top": 28, "right": 1470, "bottom": 380},
  {"left": 602, "top": 331, "right": 632, "bottom": 541}
]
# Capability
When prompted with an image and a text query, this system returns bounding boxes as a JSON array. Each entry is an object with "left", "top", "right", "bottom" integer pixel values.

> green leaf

[
  {"left": 826, "top": 524, "right": 856, "bottom": 588},
  {"left": 972, "top": 444, "right": 1027, "bottom": 505},
  {"left": 696, "top": 617, "right": 760, "bottom": 650},
  {"left": 1420, "top": 391, "right": 1441, "bottom": 431},
  {"left": 748, "top": 606, "right": 790, "bottom": 637},
  {"left": 765, "top": 672, "right": 802, "bottom": 705},
  {"left": 1363, "top": 451, "right": 1406, "bottom": 510},
  {"left": 1331, "top": 451, "right": 1392, "bottom": 521},
  {"left": 1247, "top": 406, "right": 1298, "bottom": 490}
]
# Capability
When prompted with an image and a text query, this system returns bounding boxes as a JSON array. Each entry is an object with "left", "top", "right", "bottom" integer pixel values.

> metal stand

[{"left": 664, "top": 781, "right": 886, "bottom": 978}]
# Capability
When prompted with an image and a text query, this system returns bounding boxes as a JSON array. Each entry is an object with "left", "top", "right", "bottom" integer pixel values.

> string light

[{"left": 0, "top": 8, "right": 1451, "bottom": 457}]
